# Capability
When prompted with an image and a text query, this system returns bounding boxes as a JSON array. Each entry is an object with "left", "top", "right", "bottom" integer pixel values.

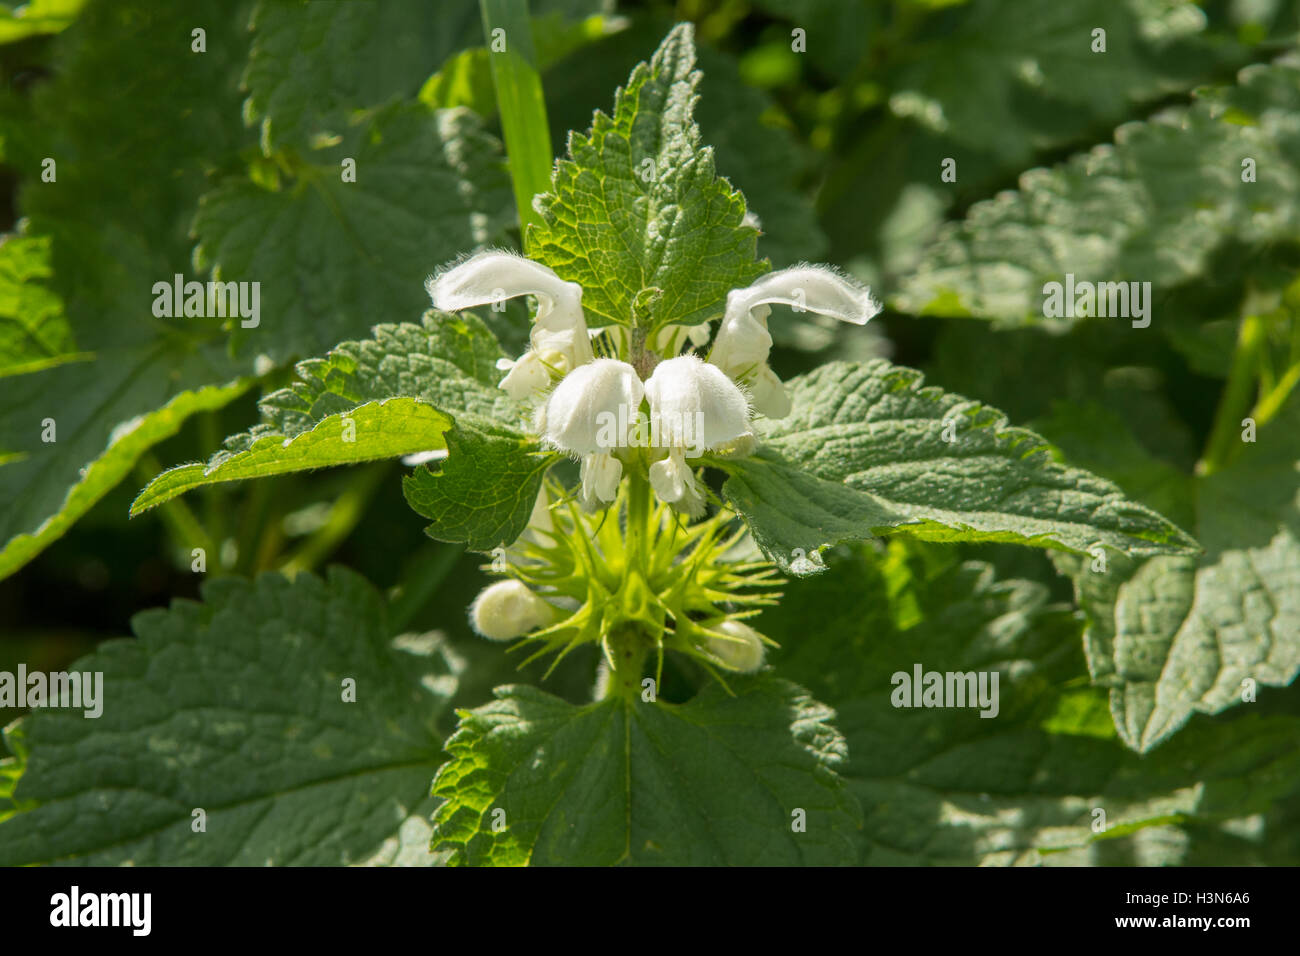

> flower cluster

[
  {"left": 427, "top": 250, "right": 879, "bottom": 688},
  {"left": 428, "top": 251, "right": 881, "bottom": 516}
]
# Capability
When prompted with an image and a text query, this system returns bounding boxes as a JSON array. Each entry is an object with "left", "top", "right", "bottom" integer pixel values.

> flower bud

[
  {"left": 469, "top": 579, "right": 554, "bottom": 641},
  {"left": 703, "top": 619, "right": 767, "bottom": 673}
]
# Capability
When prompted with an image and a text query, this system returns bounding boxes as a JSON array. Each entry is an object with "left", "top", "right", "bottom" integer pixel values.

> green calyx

[{"left": 494, "top": 472, "right": 783, "bottom": 696}]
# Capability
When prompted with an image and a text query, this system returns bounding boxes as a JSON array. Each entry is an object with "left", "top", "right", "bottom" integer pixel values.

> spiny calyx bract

[{"left": 428, "top": 249, "right": 880, "bottom": 686}]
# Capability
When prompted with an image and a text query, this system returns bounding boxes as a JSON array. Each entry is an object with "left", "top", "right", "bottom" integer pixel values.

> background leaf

[{"left": 0, "top": 568, "right": 459, "bottom": 866}]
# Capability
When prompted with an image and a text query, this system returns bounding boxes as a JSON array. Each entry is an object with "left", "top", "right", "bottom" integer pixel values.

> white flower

[
  {"left": 703, "top": 619, "right": 766, "bottom": 672},
  {"left": 710, "top": 265, "right": 881, "bottom": 418},
  {"left": 470, "top": 579, "right": 554, "bottom": 641},
  {"left": 538, "top": 358, "right": 644, "bottom": 510},
  {"left": 651, "top": 321, "right": 712, "bottom": 356},
  {"left": 644, "top": 354, "right": 753, "bottom": 516},
  {"left": 428, "top": 250, "right": 593, "bottom": 400}
]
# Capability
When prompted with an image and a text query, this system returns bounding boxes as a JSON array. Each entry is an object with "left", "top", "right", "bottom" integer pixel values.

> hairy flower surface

[
  {"left": 644, "top": 355, "right": 753, "bottom": 516},
  {"left": 711, "top": 265, "right": 881, "bottom": 417},
  {"left": 429, "top": 250, "right": 593, "bottom": 399}
]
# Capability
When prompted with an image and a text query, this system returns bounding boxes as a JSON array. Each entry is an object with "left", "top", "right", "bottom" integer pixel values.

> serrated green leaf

[
  {"left": 0, "top": 568, "right": 460, "bottom": 866},
  {"left": 1058, "top": 392, "right": 1300, "bottom": 752},
  {"left": 431, "top": 678, "right": 862, "bottom": 865},
  {"left": 719, "top": 360, "right": 1198, "bottom": 573},
  {"left": 403, "top": 421, "right": 555, "bottom": 551},
  {"left": 243, "top": 0, "right": 482, "bottom": 152},
  {"left": 132, "top": 398, "right": 454, "bottom": 515},
  {"left": 760, "top": 541, "right": 1300, "bottom": 864},
  {"left": 540, "top": 24, "right": 827, "bottom": 269},
  {"left": 530, "top": 23, "right": 765, "bottom": 331},
  {"left": 132, "top": 311, "right": 523, "bottom": 515},
  {"left": 194, "top": 102, "right": 513, "bottom": 362},
  {"left": 896, "top": 60, "right": 1300, "bottom": 326},
  {"left": 0, "top": 233, "right": 82, "bottom": 377}
]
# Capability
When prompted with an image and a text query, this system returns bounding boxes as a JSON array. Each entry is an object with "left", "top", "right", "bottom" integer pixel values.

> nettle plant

[{"left": 3, "top": 9, "right": 1297, "bottom": 867}]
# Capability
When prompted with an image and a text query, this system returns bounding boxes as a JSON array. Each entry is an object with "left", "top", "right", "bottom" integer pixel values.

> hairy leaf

[
  {"left": 720, "top": 360, "right": 1198, "bottom": 573},
  {"left": 132, "top": 311, "right": 523, "bottom": 514},
  {"left": 530, "top": 23, "right": 765, "bottom": 331},
  {"left": 1058, "top": 392, "right": 1300, "bottom": 752},
  {"left": 0, "top": 569, "right": 460, "bottom": 866},
  {"left": 897, "top": 60, "right": 1300, "bottom": 326},
  {"left": 403, "top": 421, "right": 555, "bottom": 551},
  {"left": 761, "top": 542, "right": 1300, "bottom": 864},
  {"left": 431, "top": 678, "right": 861, "bottom": 865}
]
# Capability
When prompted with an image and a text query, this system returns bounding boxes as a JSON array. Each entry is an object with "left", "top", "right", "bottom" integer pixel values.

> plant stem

[
  {"left": 389, "top": 541, "right": 466, "bottom": 632},
  {"left": 479, "top": 0, "right": 553, "bottom": 248},
  {"left": 604, "top": 623, "right": 649, "bottom": 702},
  {"left": 1199, "top": 313, "right": 1265, "bottom": 476},
  {"left": 278, "top": 464, "right": 390, "bottom": 577}
]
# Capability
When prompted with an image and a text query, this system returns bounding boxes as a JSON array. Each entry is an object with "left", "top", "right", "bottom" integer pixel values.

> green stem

[
  {"left": 389, "top": 542, "right": 466, "bottom": 632},
  {"left": 625, "top": 465, "right": 651, "bottom": 570},
  {"left": 279, "top": 464, "right": 390, "bottom": 577},
  {"left": 480, "top": 0, "right": 553, "bottom": 248},
  {"left": 604, "top": 624, "right": 649, "bottom": 702},
  {"left": 1199, "top": 313, "right": 1266, "bottom": 476}
]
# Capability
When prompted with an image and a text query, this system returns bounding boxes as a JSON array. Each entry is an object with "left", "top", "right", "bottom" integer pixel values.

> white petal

[
  {"left": 580, "top": 452, "right": 623, "bottom": 509},
  {"left": 427, "top": 250, "right": 585, "bottom": 333},
  {"left": 498, "top": 350, "right": 553, "bottom": 400},
  {"left": 650, "top": 321, "right": 712, "bottom": 355},
  {"left": 711, "top": 265, "right": 880, "bottom": 381},
  {"left": 644, "top": 354, "right": 751, "bottom": 453},
  {"left": 745, "top": 362, "right": 792, "bottom": 419},
  {"left": 725, "top": 264, "right": 881, "bottom": 328},
  {"left": 401, "top": 449, "right": 449, "bottom": 467},
  {"left": 539, "top": 358, "right": 643, "bottom": 455},
  {"left": 648, "top": 446, "right": 704, "bottom": 516}
]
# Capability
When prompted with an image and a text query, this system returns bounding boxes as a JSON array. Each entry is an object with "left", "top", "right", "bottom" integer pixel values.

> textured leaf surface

[
  {"left": 885, "top": 0, "right": 1222, "bottom": 165},
  {"left": 896, "top": 60, "right": 1300, "bottom": 326},
  {"left": 132, "top": 311, "right": 522, "bottom": 514},
  {"left": 540, "top": 26, "right": 827, "bottom": 268},
  {"left": 0, "top": 234, "right": 79, "bottom": 377},
  {"left": 403, "top": 421, "right": 555, "bottom": 551},
  {"left": 761, "top": 542, "right": 1300, "bottom": 864},
  {"left": 530, "top": 23, "right": 765, "bottom": 330},
  {"left": 194, "top": 103, "right": 512, "bottom": 362},
  {"left": 243, "top": 0, "right": 481, "bottom": 151},
  {"left": 431, "top": 678, "right": 861, "bottom": 865},
  {"left": 0, "top": 569, "right": 459, "bottom": 866},
  {"left": 1059, "top": 393, "right": 1300, "bottom": 752},
  {"left": 721, "top": 360, "right": 1198, "bottom": 573},
  {"left": 132, "top": 398, "right": 454, "bottom": 514}
]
